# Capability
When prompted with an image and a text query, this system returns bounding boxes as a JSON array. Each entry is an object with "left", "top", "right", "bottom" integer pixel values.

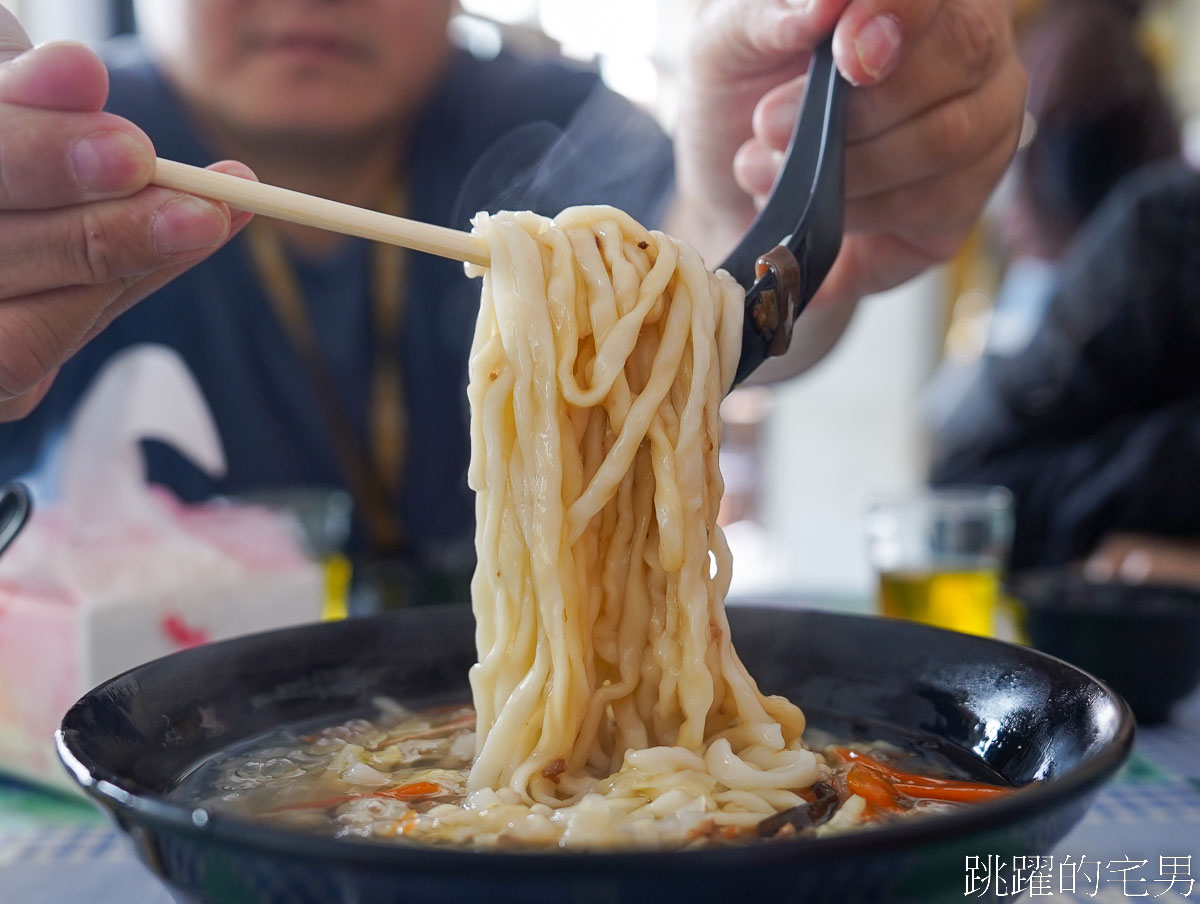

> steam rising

[{"left": 453, "top": 85, "right": 674, "bottom": 229}]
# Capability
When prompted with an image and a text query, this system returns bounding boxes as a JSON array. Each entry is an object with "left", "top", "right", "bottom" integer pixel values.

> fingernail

[
  {"left": 70, "top": 131, "right": 147, "bottom": 193},
  {"left": 152, "top": 196, "right": 228, "bottom": 254},
  {"left": 854, "top": 14, "right": 902, "bottom": 82}
]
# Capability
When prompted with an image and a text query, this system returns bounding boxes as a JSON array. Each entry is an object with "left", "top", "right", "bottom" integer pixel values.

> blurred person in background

[
  {"left": 0, "top": 0, "right": 1028, "bottom": 603},
  {"left": 932, "top": 157, "right": 1200, "bottom": 585},
  {"left": 928, "top": 0, "right": 1200, "bottom": 587},
  {"left": 991, "top": 0, "right": 1178, "bottom": 352},
  {"left": 925, "top": 0, "right": 1179, "bottom": 443},
  {"left": 931, "top": 28, "right": 1200, "bottom": 590}
]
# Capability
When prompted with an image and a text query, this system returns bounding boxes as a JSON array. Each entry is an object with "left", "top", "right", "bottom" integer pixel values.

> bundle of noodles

[{"left": 451, "top": 206, "right": 820, "bottom": 845}]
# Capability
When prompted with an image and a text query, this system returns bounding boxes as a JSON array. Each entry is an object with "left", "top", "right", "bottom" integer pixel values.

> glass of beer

[{"left": 862, "top": 486, "right": 1015, "bottom": 638}]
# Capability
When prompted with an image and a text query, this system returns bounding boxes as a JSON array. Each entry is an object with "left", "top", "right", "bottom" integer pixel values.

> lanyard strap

[{"left": 245, "top": 183, "right": 409, "bottom": 555}]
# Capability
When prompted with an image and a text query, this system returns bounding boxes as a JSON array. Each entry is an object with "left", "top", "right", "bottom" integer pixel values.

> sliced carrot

[
  {"left": 265, "top": 780, "right": 444, "bottom": 814},
  {"left": 890, "top": 781, "right": 1012, "bottom": 803},
  {"left": 376, "top": 780, "right": 443, "bottom": 800},
  {"left": 834, "top": 748, "right": 1011, "bottom": 795},
  {"left": 846, "top": 764, "right": 907, "bottom": 812}
]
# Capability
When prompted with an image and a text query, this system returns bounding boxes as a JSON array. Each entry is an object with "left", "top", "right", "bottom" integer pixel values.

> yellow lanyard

[{"left": 245, "top": 183, "right": 409, "bottom": 555}]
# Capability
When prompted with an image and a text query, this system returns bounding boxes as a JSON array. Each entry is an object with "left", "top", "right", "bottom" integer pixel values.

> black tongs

[{"left": 722, "top": 37, "right": 849, "bottom": 386}]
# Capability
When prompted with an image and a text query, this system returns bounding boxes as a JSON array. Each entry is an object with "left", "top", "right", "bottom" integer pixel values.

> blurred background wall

[
  {"left": 3, "top": 0, "right": 117, "bottom": 44},
  {"left": 4, "top": 0, "right": 1199, "bottom": 598}
]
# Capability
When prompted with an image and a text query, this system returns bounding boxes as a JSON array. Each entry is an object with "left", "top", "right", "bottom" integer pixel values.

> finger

[
  {"left": 751, "top": 75, "right": 808, "bottom": 153},
  {"left": 746, "top": 66, "right": 1021, "bottom": 201},
  {"left": 691, "top": 0, "right": 930, "bottom": 80},
  {"left": 825, "top": 0, "right": 940, "bottom": 86},
  {"left": 762, "top": 0, "right": 939, "bottom": 85},
  {"left": 687, "top": 0, "right": 823, "bottom": 81},
  {"left": 0, "top": 280, "right": 122, "bottom": 403},
  {"left": 732, "top": 138, "right": 782, "bottom": 199},
  {"left": 207, "top": 159, "right": 258, "bottom": 233},
  {"left": 844, "top": 135, "right": 1017, "bottom": 238},
  {"left": 75, "top": 161, "right": 258, "bottom": 344},
  {"left": 0, "top": 369, "right": 57, "bottom": 422},
  {"left": 0, "top": 41, "right": 110, "bottom": 112},
  {"left": 844, "top": 60, "right": 1024, "bottom": 200},
  {"left": 751, "top": 3, "right": 1014, "bottom": 148},
  {"left": 0, "top": 162, "right": 258, "bottom": 404},
  {"left": 0, "top": 102, "right": 155, "bottom": 208},
  {"left": 844, "top": 2, "right": 1012, "bottom": 141},
  {"left": 0, "top": 199, "right": 229, "bottom": 399},
  {"left": 0, "top": 189, "right": 230, "bottom": 296},
  {"left": 0, "top": 160, "right": 257, "bottom": 296}
]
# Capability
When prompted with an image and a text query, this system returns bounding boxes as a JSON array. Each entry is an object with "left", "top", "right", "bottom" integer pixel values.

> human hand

[
  {"left": 675, "top": 0, "right": 1026, "bottom": 323},
  {"left": 0, "top": 11, "right": 255, "bottom": 422},
  {"left": 1084, "top": 533, "right": 1200, "bottom": 589}
]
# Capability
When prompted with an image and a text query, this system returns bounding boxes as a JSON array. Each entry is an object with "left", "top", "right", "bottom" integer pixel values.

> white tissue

[
  {"left": 0, "top": 346, "right": 326, "bottom": 792},
  {"left": 0, "top": 345, "right": 252, "bottom": 603},
  {"left": 61, "top": 343, "right": 226, "bottom": 529}
]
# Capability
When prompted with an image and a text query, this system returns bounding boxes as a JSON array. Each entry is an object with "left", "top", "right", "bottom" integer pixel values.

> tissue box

[
  {"left": 0, "top": 344, "right": 331, "bottom": 791},
  {"left": 0, "top": 491, "right": 324, "bottom": 792}
]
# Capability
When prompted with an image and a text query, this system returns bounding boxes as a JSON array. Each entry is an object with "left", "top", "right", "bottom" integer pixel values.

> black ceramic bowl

[
  {"left": 1009, "top": 569, "right": 1200, "bottom": 724},
  {"left": 58, "top": 606, "right": 1133, "bottom": 904}
]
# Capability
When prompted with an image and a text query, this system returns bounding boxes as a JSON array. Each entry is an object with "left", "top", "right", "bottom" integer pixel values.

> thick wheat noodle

[{"left": 456, "top": 205, "right": 815, "bottom": 843}]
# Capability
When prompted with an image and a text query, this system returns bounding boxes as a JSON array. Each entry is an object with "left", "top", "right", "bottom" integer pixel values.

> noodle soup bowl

[{"left": 58, "top": 605, "right": 1133, "bottom": 904}]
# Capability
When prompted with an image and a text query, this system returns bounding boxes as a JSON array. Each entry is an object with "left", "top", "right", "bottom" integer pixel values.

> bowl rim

[{"left": 56, "top": 608, "right": 1136, "bottom": 870}]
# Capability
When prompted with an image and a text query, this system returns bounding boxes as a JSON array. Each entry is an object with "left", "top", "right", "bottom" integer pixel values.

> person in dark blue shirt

[
  {"left": 0, "top": 0, "right": 1029, "bottom": 600},
  {"left": 933, "top": 160, "right": 1200, "bottom": 580},
  {"left": 3, "top": 38, "right": 677, "bottom": 600}
]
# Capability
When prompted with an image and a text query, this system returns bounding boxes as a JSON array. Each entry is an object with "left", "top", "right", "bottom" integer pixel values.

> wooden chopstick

[{"left": 152, "top": 158, "right": 490, "bottom": 267}]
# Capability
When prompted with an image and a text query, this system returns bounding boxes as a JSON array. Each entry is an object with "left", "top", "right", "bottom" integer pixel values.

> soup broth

[{"left": 173, "top": 701, "right": 1015, "bottom": 850}]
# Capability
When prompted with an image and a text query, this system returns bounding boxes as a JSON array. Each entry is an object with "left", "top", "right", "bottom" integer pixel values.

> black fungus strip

[{"left": 755, "top": 781, "right": 840, "bottom": 837}]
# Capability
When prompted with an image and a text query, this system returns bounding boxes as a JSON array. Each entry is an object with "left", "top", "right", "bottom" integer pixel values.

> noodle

[
  {"left": 452, "top": 206, "right": 819, "bottom": 846},
  {"left": 176, "top": 207, "right": 1017, "bottom": 847}
]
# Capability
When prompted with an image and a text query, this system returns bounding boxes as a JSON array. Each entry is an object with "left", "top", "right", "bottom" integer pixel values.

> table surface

[{"left": 1, "top": 655, "right": 1197, "bottom": 904}]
